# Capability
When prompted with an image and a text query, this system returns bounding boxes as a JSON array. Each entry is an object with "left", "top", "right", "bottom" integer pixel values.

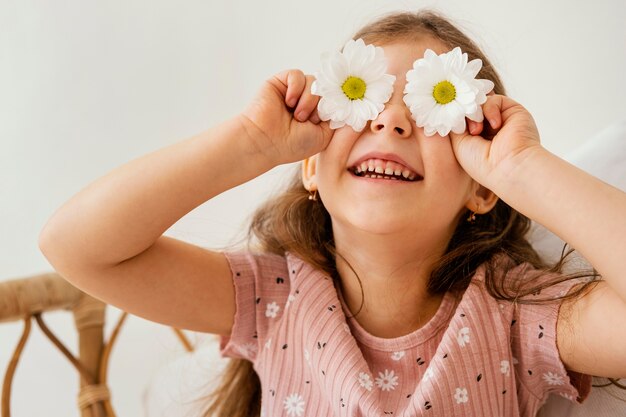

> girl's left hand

[{"left": 449, "top": 94, "right": 544, "bottom": 188}]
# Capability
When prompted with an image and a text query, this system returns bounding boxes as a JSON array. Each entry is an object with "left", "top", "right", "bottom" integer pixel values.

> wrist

[{"left": 487, "top": 145, "right": 550, "bottom": 194}]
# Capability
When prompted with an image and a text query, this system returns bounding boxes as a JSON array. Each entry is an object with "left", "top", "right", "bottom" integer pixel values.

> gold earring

[
  {"left": 467, "top": 204, "right": 479, "bottom": 223},
  {"left": 308, "top": 189, "right": 318, "bottom": 201}
]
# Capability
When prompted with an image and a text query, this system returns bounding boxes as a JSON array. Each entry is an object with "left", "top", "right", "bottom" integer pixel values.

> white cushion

[{"left": 142, "top": 336, "right": 228, "bottom": 417}]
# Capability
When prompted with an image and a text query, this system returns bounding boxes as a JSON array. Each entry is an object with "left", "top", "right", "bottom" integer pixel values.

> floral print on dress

[
  {"left": 500, "top": 360, "right": 510, "bottom": 376},
  {"left": 236, "top": 342, "right": 258, "bottom": 358},
  {"left": 422, "top": 367, "right": 435, "bottom": 382},
  {"left": 285, "top": 294, "right": 296, "bottom": 309},
  {"left": 265, "top": 301, "right": 280, "bottom": 318},
  {"left": 457, "top": 327, "right": 470, "bottom": 347},
  {"left": 283, "top": 393, "right": 305, "bottom": 416},
  {"left": 454, "top": 387, "right": 469, "bottom": 404},
  {"left": 358, "top": 372, "right": 374, "bottom": 391},
  {"left": 391, "top": 351, "right": 405, "bottom": 361},
  {"left": 376, "top": 369, "right": 399, "bottom": 391},
  {"left": 542, "top": 371, "right": 565, "bottom": 386}
]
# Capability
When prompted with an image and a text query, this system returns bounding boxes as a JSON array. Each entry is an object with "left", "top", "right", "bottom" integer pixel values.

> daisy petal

[
  {"left": 404, "top": 46, "right": 494, "bottom": 138},
  {"left": 312, "top": 38, "right": 395, "bottom": 131}
]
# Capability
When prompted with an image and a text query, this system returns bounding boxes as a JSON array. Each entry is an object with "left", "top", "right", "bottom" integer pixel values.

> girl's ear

[
  {"left": 465, "top": 182, "right": 499, "bottom": 214},
  {"left": 301, "top": 155, "right": 318, "bottom": 191}
]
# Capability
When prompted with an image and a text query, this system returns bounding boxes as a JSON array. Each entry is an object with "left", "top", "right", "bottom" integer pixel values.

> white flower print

[
  {"left": 391, "top": 351, "right": 405, "bottom": 361},
  {"left": 260, "top": 408, "right": 266, "bottom": 417},
  {"left": 559, "top": 392, "right": 575, "bottom": 401},
  {"left": 265, "top": 301, "right": 280, "bottom": 318},
  {"left": 457, "top": 327, "right": 470, "bottom": 347},
  {"left": 264, "top": 338, "right": 272, "bottom": 350},
  {"left": 542, "top": 371, "right": 565, "bottom": 386},
  {"left": 358, "top": 372, "right": 374, "bottom": 391},
  {"left": 342, "top": 323, "right": 351, "bottom": 334},
  {"left": 454, "top": 387, "right": 469, "bottom": 404},
  {"left": 283, "top": 393, "right": 305, "bottom": 417},
  {"left": 304, "top": 349, "right": 310, "bottom": 364},
  {"left": 285, "top": 294, "right": 296, "bottom": 309},
  {"left": 500, "top": 360, "right": 510, "bottom": 376},
  {"left": 422, "top": 367, "right": 435, "bottom": 382},
  {"left": 236, "top": 342, "right": 258, "bottom": 358},
  {"left": 512, "top": 356, "right": 519, "bottom": 366},
  {"left": 375, "top": 369, "right": 399, "bottom": 392}
]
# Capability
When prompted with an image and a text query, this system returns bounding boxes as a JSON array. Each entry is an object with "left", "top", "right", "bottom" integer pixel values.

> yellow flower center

[
  {"left": 341, "top": 76, "right": 366, "bottom": 100},
  {"left": 432, "top": 80, "right": 456, "bottom": 105}
]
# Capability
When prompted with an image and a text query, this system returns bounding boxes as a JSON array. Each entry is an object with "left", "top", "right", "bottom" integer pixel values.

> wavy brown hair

[{"left": 197, "top": 9, "right": 608, "bottom": 417}]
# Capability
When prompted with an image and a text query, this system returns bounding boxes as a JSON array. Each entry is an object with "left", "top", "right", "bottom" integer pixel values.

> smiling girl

[{"left": 39, "top": 9, "right": 626, "bottom": 417}]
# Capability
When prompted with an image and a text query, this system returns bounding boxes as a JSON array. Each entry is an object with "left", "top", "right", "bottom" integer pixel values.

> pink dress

[{"left": 219, "top": 251, "right": 591, "bottom": 416}]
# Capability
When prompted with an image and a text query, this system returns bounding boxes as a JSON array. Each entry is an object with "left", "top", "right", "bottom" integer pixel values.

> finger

[
  {"left": 449, "top": 130, "right": 491, "bottom": 180},
  {"left": 468, "top": 119, "right": 483, "bottom": 136},
  {"left": 310, "top": 109, "right": 321, "bottom": 124},
  {"left": 294, "top": 75, "right": 321, "bottom": 122},
  {"left": 283, "top": 69, "right": 307, "bottom": 108},
  {"left": 482, "top": 94, "right": 503, "bottom": 130}
]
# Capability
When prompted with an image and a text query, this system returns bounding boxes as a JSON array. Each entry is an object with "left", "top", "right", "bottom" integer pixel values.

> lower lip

[{"left": 348, "top": 171, "right": 422, "bottom": 184}]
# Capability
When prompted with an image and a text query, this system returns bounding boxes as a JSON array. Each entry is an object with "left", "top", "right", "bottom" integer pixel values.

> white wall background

[{"left": 1, "top": 0, "right": 625, "bottom": 415}]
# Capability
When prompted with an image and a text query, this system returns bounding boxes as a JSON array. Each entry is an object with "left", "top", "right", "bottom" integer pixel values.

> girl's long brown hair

[{"left": 197, "top": 9, "right": 607, "bottom": 417}]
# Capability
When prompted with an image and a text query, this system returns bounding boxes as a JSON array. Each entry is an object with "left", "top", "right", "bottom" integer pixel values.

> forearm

[
  {"left": 490, "top": 148, "right": 626, "bottom": 299},
  {"left": 40, "top": 115, "right": 275, "bottom": 268}
]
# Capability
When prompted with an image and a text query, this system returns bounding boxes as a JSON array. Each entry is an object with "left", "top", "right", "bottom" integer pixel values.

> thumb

[{"left": 449, "top": 128, "right": 491, "bottom": 181}]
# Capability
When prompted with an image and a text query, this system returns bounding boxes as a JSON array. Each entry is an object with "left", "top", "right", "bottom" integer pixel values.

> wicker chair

[{"left": 0, "top": 272, "right": 194, "bottom": 417}]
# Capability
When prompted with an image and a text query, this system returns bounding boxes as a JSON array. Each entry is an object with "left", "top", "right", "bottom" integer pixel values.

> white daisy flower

[
  {"left": 403, "top": 47, "right": 495, "bottom": 137},
  {"left": 375, "top": 369, "right": 399, "bottom": 392},
  {"left": 283, "top": 393, "right": 305, "bottom": 417},
  {"left": 264, "top": 338, "right": 272, "bottom": 350},
  {"left": 304, "top": 349, "right": 310, "bottom": 364},
  {"left": 311, "top": 38, "right": 396, "bottom": 132},
  {"left": 454, "top": 387, "right": 469, "bottom": 404},
  {"left": 285, "top": 294, "right": 296, "bottom": 309},
  {"left": 391, "top": 351, "right": 405, "bottom": 361},
  {"left": 500, "top": 360, "right": 510, "bottom": 376},
  {"left": 457, "top": 326, "right": 470, "bottom": 347},
  {"left": 422, "top": 367, "right": 435, "bottom": 381},
  {"left": 542, "top": 371, "right": 565, "bottom": 386},
  {"left": 559, "top": 392, "right": 575, "bottom": 401},
  {"left": 265, "top": 301, "right": 280, "bottom": 318},
  {"left": 358, "top": 372, "right": 373, "bottom": 391}
]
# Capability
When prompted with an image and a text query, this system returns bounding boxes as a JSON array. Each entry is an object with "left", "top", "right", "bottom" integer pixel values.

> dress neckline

[{"left": 336, "top": 284, "right": 457, "bottom": 351}]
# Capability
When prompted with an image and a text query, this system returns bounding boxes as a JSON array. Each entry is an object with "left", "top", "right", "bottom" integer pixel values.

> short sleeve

[
  {"left": 510, "top": 264, "right": 592, "bottom": 407},
  {"left": 218, "top": 251, "right": 290, "bottom": 363}
]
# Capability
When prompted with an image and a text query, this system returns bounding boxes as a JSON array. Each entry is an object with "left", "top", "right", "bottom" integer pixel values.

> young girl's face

[{"left": 307, "top": 38, "right": 482, "bottom": 241}]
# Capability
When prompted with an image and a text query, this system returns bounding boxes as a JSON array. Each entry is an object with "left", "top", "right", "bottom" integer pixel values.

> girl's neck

[{"left": 332, "top": 221, "right": 452, "bottom": 338}]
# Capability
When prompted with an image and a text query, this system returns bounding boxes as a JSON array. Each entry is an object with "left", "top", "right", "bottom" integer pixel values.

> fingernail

[
  {"left": 288, "top": 98, "right": 296, "bottom": 107},
  {"left": 297, "top": 111, "right": 306, "bottom": 121},
  {"left": 489, "top": 118, "right": 497, "bottom": 128}
]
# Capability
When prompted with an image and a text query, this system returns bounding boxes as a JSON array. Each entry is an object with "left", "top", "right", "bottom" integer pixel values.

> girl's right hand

[{"left": 239, "top": 69, "right": 334, "bottom": 166}]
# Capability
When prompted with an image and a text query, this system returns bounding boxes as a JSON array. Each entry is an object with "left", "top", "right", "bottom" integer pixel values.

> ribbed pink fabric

[{"left": 219, "top": 251, "right": 591, "bottom": 417}]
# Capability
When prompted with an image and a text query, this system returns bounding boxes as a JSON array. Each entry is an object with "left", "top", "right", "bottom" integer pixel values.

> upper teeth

[{"left": 353, "top": 158, "right": 419, "bottom": 181}]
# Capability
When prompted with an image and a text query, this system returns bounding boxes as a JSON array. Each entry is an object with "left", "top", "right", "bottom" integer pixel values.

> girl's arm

[
  {"left": 39, "top": 69, "right": 332, "bottom": 334},
  {"left": 495, "top": 146, "right": 626, "bottom": 294},
  {"left": 451, "top": 95, "right": 626, "bottom": 378}
]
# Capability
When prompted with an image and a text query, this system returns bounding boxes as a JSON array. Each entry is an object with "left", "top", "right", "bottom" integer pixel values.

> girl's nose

[{"left": 369, "top": 102, "right": 413, "bottom": 138}]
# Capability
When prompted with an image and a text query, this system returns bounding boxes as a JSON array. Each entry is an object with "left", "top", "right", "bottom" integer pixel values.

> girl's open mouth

[{"left": 348, "top": 158, "right": 423, "bottom": 182}]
